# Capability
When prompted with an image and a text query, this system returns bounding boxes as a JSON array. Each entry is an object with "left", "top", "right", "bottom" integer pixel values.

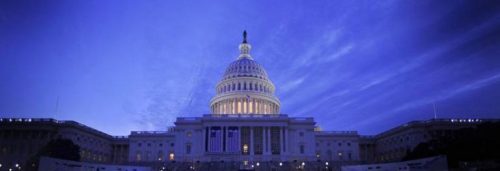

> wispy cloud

[{"left": 391, "top": 72, "right": 500, "bottom": 113}]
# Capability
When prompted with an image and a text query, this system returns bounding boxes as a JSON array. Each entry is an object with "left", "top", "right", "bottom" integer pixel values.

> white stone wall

[
  {"left": 287, "top": 125, "right": 317, "bottom": 161},
  {"left": 128, "top": 132, "right": 175, "bottom": 162},
  {"left": 172, "top": 115, "right": 318, "bottom": 162},
  {"left": 58, "top": 127, "right": 113, "bottom": 163},
  {"left": 315, "top": 132, "right": 360, "bottom": 162},
  {"left": 173, "top": 125, "right": 205, "bottom": 161}
]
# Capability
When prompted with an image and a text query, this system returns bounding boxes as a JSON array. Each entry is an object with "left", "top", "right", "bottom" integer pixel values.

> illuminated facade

[
  {"left": 172, "top": 31, "right": 319, "bottom": 162},
  {"left": 210, "top": 31, "right": 280, "bottom": 114}
]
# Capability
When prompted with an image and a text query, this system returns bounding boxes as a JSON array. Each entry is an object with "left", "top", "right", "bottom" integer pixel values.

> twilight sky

[{"left": 1, "top": 0, "right": 500, "bottom": 135}]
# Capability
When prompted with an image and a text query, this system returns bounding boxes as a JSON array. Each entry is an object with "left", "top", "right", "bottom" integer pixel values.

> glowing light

[
  {"left": 169, "top": 153, "right": 175, "bottom": 160},
  {"left": 243, "top": 144, "right": 248, "bottom": 153}
]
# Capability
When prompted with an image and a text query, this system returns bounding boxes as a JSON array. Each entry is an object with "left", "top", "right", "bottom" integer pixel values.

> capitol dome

[{"left": 210, "top": 31, "right": 280, "bottom": 114}]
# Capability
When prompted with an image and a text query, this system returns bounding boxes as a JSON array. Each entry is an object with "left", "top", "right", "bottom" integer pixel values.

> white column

[
  {"left": 253, "top": 99, "right": 257, "bottom": 114},
  {"left": 250, "top": 127, "right": 254, "bottom": 155},
  {"left": 203, "top": 127, "right": 207, "bottom": 152},
  {"left": 267, "top": 127, "right": 271, "bottom": 154},
  {"left": 223, "top": 126, "right": 227, "bottom": 152},
  {"left": 259, "top": 101, "right": 263, "bottom": 114},
  {"left": 239, "top": 98, "right": 242, "bottom": 114},
  {"left": 224, "top": 100, "right": 227, "bottom": 114},
  {"left": 255, "top": 101, "right": 259, "bottom": 114},
  {"left": 280, "top": 127, "right": 284, "bottom": 154},
  {"left": 244, "top": 100, "right": 248, "bottom": 114},
  {"left": 234, "top": 99, "right": 236, "bottom": 114},
  {"left": 263, "top": 127, "right": 266, "bottom": 154},
  {"left": 221, "top": 127, "right": 224, "bottom": 152},
  {"left": 238, "top": 126, "right": 242, "bottom": 152},
  {"left": 208, "top": 127, "right": 212, "bottom": 152},
  {"left": 284, "top": 128, "right": 288, "bottom": 153}
]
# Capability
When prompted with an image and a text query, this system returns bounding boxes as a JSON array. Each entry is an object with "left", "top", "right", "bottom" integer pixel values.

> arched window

[
  {"left": 238, "top": 83, "right": 241, "bottom": 90},
  {"left": 232, "top": 83, "right": 235, "bottom": 91},
  {"left": 254, "top": 83, "right": 258, "bottom": 91},
  {"left": 136, "top": 151, "right": 142, "bottom": 161},
  {"left": 260, "top": 85, "right": 263, "bottom": 91},
  {"left": 249, "top": 82, "right": 252, "bottom": 90},
  {"left": 244, "top": 82, "right": 247, "bottom": 90}
]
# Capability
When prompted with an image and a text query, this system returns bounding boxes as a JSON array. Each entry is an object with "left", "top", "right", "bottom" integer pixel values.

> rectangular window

[
  {"left": 136, "top": 152, "right": 141, "bottom": 161},
  {"left": 271, "top": 127, "right": 281, "bottom": 155},
  {"left": 300, "top": 145, "right": 305, "bottom": 154}
]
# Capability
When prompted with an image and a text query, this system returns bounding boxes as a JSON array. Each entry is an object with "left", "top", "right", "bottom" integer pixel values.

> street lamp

[{"left": 279, "top": 162, "right": 282, "bottom": 166}]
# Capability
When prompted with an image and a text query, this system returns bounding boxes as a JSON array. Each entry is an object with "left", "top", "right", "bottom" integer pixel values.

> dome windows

[{"left": 211, "top": 37, "right": 279, "bottom": 114}]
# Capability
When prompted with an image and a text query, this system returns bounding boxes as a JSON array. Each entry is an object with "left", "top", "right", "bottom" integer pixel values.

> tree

[
  {"left": 403, "top": 122, "right": 500, "bottom": 169},
  {"left": 25, "top": 138, "right": 81, "bottom": 171}
]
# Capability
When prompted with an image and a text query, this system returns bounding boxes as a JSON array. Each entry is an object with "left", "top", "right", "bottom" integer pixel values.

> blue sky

[{"left": 1, "top": 0, "right": 499, "bottom": 135}]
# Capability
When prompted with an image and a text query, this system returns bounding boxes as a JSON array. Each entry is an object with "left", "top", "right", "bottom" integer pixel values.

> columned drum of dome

[{"left": 210, "top": 31, "right": 280, "bottom": 114}]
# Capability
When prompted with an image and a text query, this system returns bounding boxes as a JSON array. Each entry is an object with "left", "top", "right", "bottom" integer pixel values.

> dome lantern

[{"left": 238, "top": 30, "right": 253, "bottom": 60}]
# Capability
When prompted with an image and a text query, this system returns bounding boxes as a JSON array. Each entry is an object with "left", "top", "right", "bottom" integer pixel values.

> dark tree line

[
  {"left": 25, "top": 138, "right": 81, "bottom": 171},
  {"left": 403, "top": 122, "right": 500, "bottom": 169}
]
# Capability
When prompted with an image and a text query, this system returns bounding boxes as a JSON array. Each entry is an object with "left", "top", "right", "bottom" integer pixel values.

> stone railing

[
  {"left": 316, "top": 131, "right": 359, "bottom": 135},
  {"left": 202, "top": 114, "right": 289, "bottom": 120}
]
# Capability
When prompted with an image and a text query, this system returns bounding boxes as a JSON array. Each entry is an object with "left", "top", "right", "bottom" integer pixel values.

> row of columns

[
  {"left": 211, "top": 98, "right": 279, "bottom": 114},
  {"left": 204, "top": 126, "right": 288, "bottom": 155}
]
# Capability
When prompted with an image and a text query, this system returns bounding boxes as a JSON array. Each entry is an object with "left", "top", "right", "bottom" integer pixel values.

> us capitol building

[{"left": 0, "top": 32, "right": 495, "bottom": 171}]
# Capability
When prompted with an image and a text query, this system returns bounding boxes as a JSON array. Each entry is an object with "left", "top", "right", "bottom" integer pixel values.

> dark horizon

[{"left": 1, "top": 0, "right": 500, "bottom": 135}]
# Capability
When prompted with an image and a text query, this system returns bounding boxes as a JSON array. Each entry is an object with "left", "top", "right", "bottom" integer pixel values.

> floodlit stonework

[{"left": 210, "top": 31, "right": 280, "bottom": 115}]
